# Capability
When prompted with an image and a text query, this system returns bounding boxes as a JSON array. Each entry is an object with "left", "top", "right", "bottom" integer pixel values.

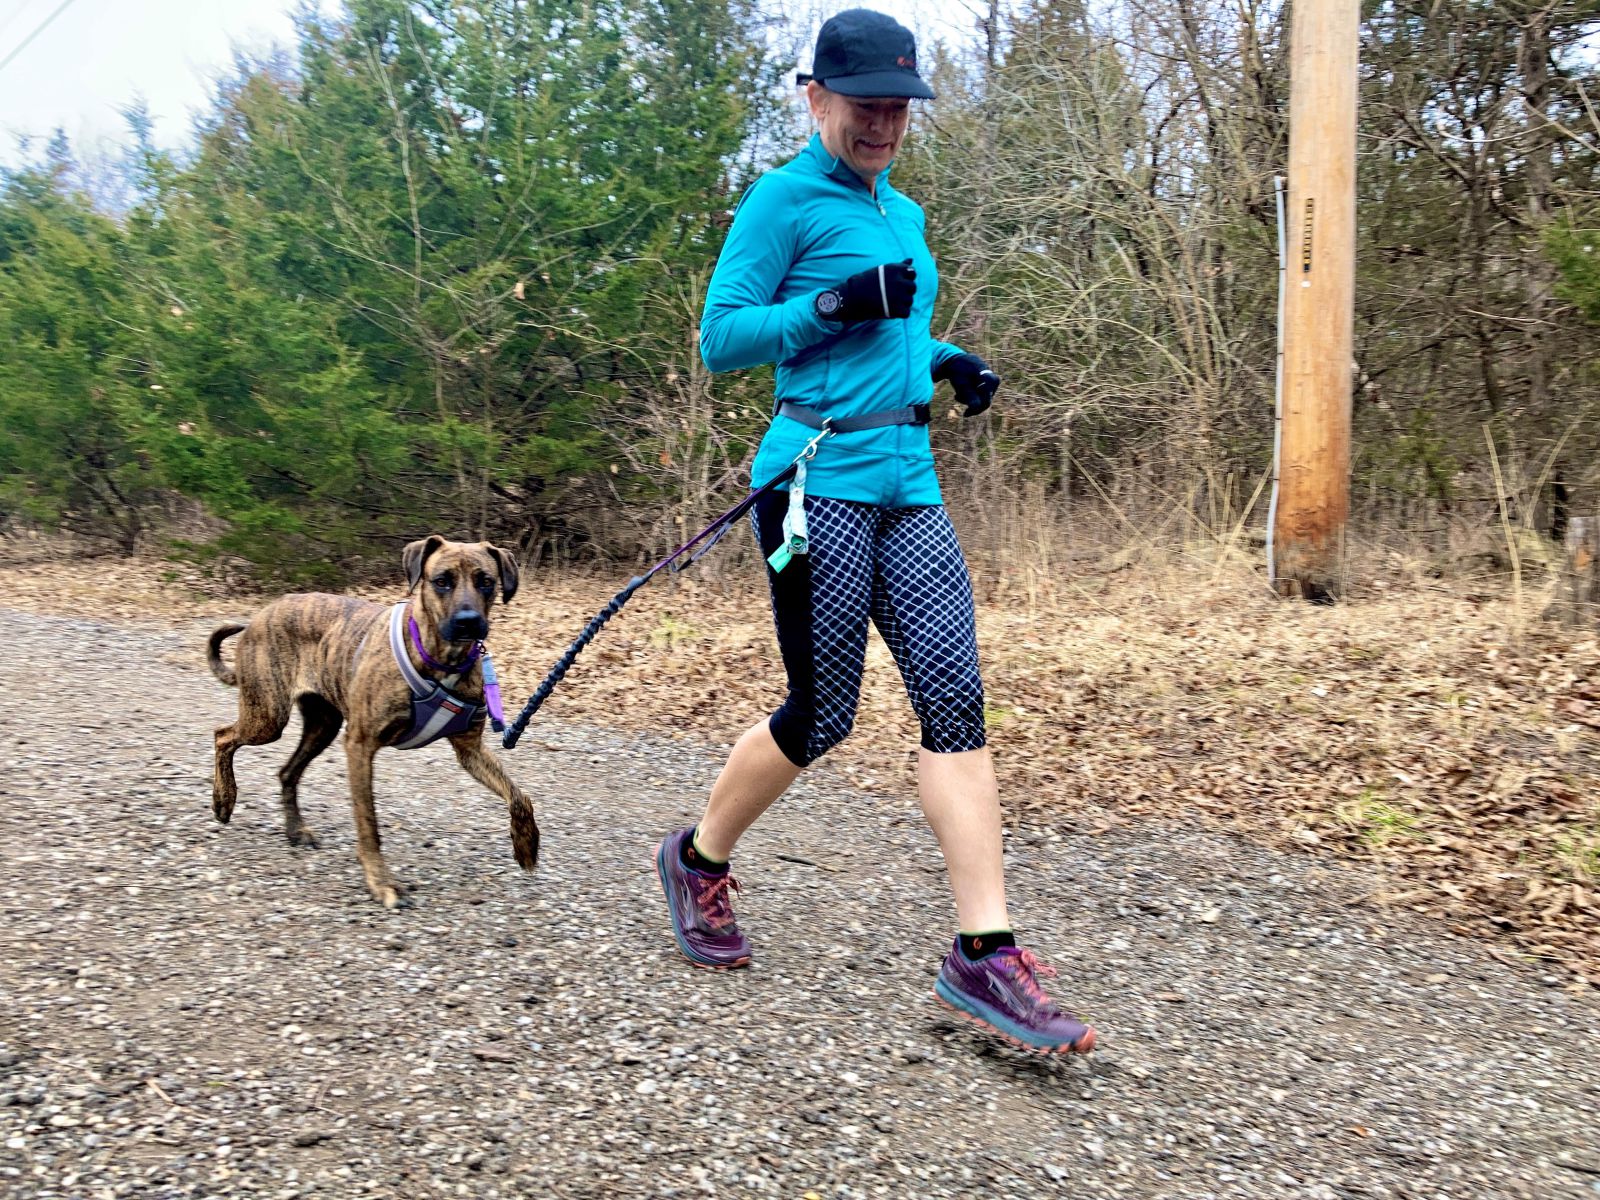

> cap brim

[{"left": 821, "top": 71, "right": 935, "bottom": 100}]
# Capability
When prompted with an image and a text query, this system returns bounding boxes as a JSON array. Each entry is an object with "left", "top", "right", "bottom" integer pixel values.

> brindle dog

[{"left": 206, "top": 536, "right": 538, "bottom": 908}]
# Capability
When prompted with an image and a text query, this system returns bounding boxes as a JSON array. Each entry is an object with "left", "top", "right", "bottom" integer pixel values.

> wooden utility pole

[{"left": 1270, "top": 0, "right": 1359, "bottom": 601}]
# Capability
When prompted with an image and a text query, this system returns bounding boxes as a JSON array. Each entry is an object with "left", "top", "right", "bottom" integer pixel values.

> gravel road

[{"left": 2, "top": 606, "right": 1597, "bottom": 1200}]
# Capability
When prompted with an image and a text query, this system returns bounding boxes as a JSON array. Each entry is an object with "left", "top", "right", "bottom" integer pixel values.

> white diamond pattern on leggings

[
  {"left": 758, "top": 496, "right": 984, "bottom": 762},
  {"left": 792, "top": 497, "right": 876, "bottom": 762},
  {"left": 870, "top": 506, "right": 986, "bottom": 752}
]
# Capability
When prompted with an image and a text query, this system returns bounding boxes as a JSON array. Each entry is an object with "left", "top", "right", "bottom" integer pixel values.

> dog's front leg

[
  {"left": 344, "top": 735, "right": 405, "bottom": 908},
  {"left": 450, "top": 733, "right": 540, "bottom": 870}
]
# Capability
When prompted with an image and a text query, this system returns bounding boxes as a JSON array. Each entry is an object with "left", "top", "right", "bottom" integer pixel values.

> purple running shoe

[
  {"left": 935, "top": 940, "right": 1096, "bottom": 1055},
  {"left": 655, "top": 827, "right": 752, "bottom": 969}
]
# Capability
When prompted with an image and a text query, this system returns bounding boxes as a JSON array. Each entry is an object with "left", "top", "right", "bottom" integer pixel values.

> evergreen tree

[{"left": 0, "top": 158, "right": 158, "bottom": 551}]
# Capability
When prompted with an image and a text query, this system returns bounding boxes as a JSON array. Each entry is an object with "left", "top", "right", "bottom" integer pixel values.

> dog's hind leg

[
  {"left": 344, "top": 735, "right": 403, "bottom": 908},
  {"left": 277, "top": 694, "right": 342, "bottom": 848},
  {"left": 449, "top": 734, "right": 540, "bottom": 870},
  {"left": 213, "top": 684, "right": 289, "bottom": 825}
]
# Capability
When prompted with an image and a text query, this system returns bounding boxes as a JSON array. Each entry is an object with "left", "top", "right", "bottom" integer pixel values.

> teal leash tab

[{"left": 767, "top": 458, "right": 810, "bottom": 573}]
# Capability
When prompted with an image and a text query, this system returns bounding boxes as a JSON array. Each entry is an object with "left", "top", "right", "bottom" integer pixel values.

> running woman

[{"left": 655, "top": 8, "right": 1095, "bottom": 1056}]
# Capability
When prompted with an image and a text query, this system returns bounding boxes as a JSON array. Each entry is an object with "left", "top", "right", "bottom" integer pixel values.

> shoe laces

[
  {"left": 694, "top": 873, "right": 741, "bottom": 931},
  {"left": 1001, "top": 948, "right": 1061, "bottom": 1013}
]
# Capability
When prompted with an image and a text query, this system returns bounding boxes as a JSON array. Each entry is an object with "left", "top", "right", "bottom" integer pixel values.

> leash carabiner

[{"left": 800, "top": 422, "right": 832, "bottom": 460}]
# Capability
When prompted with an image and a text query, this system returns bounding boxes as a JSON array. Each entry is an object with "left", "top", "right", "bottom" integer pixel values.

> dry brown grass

[{"left": 4, "top": 530, "right": 1596, "bottom": 985}]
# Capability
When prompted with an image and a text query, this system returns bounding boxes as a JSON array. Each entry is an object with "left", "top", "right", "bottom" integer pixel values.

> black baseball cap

[{"left": 796, "top": 9, "right": 936, "bottom": 100}]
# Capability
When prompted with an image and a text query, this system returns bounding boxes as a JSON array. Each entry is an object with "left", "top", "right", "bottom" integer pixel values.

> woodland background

[
  {"left": 2, "top": 0, "right": 1597, "bottom": 583},
  {"left": 2, "top": 0, "right": 1599, "bottom": 979}
]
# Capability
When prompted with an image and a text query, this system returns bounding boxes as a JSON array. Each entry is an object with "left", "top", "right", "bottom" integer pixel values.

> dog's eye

[
  {"left": 476, "top": 573, "right": 495, "bottom": 594},
  {"left": 431, "top": 575, "right": 453, "bottom": 591}
]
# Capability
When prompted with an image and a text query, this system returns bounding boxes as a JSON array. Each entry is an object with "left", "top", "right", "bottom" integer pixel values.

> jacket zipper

[{"left": 868, "top": 187, "right": 914, "bottom": 411}]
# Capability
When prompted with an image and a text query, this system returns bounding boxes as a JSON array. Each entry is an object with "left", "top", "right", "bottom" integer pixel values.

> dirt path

[{"left": 2, "top": 606, "right": 1597, "bottom": 1199}]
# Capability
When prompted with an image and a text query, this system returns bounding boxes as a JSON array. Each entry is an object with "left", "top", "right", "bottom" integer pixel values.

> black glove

[
  {"left": 815, "top": 260, "right": 916, "bottom": 323},
  {"left": 933, "top": 351, "right": 1001, "bottom": 417}
]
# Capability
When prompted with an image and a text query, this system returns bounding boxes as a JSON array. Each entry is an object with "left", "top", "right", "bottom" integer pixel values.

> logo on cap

[{"left": 897, "top": 55, "right": 915, "bottom": 68}]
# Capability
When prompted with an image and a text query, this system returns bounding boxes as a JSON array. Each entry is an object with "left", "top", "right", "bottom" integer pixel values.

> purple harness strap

[
  {"left": 387, "top": 602, "right": 492, "bottom": 750},
  {"left": 409, "top": 614, "right": 482, "bottom": 673},
  {"left": 404, "top": 608, "right": 502, "bottom": 726}
]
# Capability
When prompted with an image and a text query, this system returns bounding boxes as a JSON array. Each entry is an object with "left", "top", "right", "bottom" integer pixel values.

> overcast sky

[
  {"left": 0, "top": 0, "right": 331, "bottom": 167},
  {"left": 0, "top": 0, "right": 978, "bottom": 170}
]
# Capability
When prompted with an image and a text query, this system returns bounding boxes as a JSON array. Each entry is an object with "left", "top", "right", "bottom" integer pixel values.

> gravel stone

[{"left": 0, "top": 606, "right": 1597, "bottom": 1198}]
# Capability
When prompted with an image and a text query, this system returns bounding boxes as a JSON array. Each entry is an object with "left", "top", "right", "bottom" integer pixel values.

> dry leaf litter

[{"left": 1, "top": 539, "right": 1598, "bottom": 1198}]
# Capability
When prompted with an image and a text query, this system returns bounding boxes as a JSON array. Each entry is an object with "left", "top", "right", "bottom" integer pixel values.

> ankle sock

[
  {"left": 959, "top": 930, "right": 1015, "bottom": 960},
  {"left": 681, "top": 827, "right": 729, "bottom": 876}
]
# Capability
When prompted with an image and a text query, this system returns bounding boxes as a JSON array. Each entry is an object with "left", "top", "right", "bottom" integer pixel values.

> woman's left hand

[{"left": 934, "top": 352, "right": 1001, "bottom": 417}]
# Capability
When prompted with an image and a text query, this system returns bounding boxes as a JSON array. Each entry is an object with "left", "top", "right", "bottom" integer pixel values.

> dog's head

[{"left": 401, "top": 536, "right": 520, "bottom": 644}]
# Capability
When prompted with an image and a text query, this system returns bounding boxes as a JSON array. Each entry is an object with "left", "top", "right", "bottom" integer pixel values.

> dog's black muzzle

[{"left": 443, "top": 609, "right": 489, "bottom": 642}]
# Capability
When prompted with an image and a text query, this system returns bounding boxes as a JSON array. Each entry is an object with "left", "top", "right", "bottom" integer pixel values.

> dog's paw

[
  {"left": 211, "top": 791, "right": 235, "bottom": 825},
  {"left": 285, "top": 823, "right": 319, "bottom": 849},
  {"left": 510, "top": 804, "right": 540, "bottom": 870},
  {"left": 364, "top": 871, "right": 410, "bottom": 909}
]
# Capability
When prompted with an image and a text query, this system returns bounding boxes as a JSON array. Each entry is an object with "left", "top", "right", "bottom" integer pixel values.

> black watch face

[{"left": 816, "top": 290, "right": 843, "bottom": 317}]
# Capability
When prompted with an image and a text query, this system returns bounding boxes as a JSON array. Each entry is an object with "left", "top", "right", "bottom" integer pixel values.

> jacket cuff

[
  {"left": 930, "top": 340, "right": 965, "bottom": 377},
  {"left": 783, "top": 290, "right": 837, "bottom": 356}
]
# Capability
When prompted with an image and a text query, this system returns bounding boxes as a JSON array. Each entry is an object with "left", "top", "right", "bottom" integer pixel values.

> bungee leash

[{"left": 499, "top": 424, "right": 833, "bottom": 750}]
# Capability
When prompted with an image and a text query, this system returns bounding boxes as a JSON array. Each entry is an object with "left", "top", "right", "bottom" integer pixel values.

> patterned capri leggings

[{"left": 751, "top": 490, "right": 987, "bottom": 768}]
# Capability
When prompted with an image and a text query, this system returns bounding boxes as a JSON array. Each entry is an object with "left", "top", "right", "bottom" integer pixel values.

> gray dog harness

[{"left": 387, "top": 602, "right": 485, "bottom": 749}]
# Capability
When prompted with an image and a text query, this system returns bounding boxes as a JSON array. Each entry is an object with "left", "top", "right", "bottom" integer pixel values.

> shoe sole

[
  {"left": 933, "top": 982, "right": 1096, "bottom": 1056},
  {"left": 654, "top": 837, "right": 752, "bottom": 971}
]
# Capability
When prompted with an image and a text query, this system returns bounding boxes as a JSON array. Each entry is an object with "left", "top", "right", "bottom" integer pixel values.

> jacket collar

[{"left": 804, "top": 133, "right": 892, "bottom": 193}]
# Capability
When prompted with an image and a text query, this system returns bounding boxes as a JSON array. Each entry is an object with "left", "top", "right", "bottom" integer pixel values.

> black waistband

[{"left": 776, "top": 400, "right": 931, "bottom": 434}]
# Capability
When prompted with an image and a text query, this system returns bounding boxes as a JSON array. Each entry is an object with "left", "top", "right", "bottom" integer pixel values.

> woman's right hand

[
  {"left": 816, "top": 260, "right": 916, "bottom": 323},
  {"left": 934, "top": 351, "right": 1002, "bottom": 416}
]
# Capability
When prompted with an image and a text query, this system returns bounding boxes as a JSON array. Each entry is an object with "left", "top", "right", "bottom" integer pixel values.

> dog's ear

[
  {"left": 483, "top": 543, "right": 520, "bottom": 605},
  {"left": 401, "top": 536, "right": 446, "bottom": 594}
]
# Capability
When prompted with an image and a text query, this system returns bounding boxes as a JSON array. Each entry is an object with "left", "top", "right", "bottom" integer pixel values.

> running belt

[{"left": 776, "top": 400, "right": 930, "bottom": 433}]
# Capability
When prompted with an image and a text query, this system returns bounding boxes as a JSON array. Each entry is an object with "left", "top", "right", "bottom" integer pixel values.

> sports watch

[{"left": 814, "top": 288, "right": 845, "bottom": 321}]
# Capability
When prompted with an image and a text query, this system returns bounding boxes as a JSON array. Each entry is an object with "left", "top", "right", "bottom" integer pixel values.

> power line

[{"left": 0, "top": 0, "right": 80, "bottom": 77}]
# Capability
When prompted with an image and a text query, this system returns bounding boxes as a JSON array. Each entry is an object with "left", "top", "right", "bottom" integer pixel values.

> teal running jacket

[{"left": 699, "top": 134, "right": 965, "bottom": 507}]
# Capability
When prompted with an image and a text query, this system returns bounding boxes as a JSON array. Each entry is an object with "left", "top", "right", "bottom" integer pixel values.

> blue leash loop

[{"left": 500, "top": 427, "right": 832, "bottom": 750}]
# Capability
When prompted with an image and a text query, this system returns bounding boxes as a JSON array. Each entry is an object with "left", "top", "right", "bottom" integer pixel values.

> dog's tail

[{"left": 207, "top": 624, "right": 247, "bottom": 686}]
